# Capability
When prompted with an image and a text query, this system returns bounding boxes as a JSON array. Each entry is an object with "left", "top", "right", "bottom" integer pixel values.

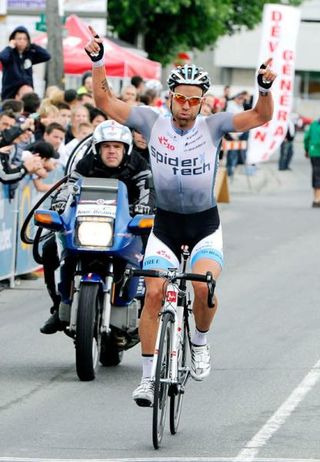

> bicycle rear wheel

[
  {"left": 169, "top": 311, "right": 189, "bottom": 434},
  {"left": 152, "top": 312, "right": 172, "bottom": 449}
]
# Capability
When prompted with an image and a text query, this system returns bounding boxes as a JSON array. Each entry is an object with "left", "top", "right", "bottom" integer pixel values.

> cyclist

[
  {"left": 85, "top": 27, "right": 277, "bottom": 407},
  {"left": 40, "top": 120, "right": 154, "bottom": 334}
]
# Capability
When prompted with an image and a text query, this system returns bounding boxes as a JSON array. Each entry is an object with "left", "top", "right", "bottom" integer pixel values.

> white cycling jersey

[{"left": 126, "top": 106, "right": 234, "bottom": 214}]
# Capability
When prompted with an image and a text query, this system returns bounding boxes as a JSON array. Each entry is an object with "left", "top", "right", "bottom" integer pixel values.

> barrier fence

[{"left": 0, "top": 167, "right": 64, "bottom": 287}]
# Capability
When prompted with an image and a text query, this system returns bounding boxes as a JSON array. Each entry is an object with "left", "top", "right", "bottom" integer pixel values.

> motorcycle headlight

[{"left": 76, "top": 217, "right": 114, "bottom": 248}]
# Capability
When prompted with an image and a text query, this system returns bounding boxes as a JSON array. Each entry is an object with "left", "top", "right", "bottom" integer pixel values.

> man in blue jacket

[{"left": 0, "top": 26, "right": 51, "bottom": 100}]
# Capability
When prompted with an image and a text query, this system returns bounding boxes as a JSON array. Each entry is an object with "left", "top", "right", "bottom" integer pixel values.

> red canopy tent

[{"left": 34, "top": 15, "right": 161, "bottom": 79}]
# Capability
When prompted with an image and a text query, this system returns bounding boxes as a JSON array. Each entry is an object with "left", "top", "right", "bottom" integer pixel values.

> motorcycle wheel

[
  {"left": 100, "top": 332, "right": 124, "bottom": 367},
  {"left": 75, "top": 283, "right": 101, "bottom": 381}
]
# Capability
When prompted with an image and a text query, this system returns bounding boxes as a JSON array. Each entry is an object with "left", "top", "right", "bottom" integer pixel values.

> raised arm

[
  {"left": 233, "top": 58, "right": 277, "bottom": 132},
  {"left": 84, "top": 26, "right": 131, "bottom": 124}
]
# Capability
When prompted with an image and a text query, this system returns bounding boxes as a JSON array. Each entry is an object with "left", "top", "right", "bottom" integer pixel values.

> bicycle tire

[
  {"left": 152, "top": 311, "right": 172, "bottom": 449},
  {"left": 169, "top": 308, "right": 189, "bottom": 435}
]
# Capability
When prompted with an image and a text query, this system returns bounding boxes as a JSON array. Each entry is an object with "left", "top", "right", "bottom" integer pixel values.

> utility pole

[{"left": 45, "top": 0, "right": 64, "bottom": 89}]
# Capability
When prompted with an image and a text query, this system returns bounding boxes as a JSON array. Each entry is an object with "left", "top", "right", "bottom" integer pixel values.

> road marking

[
  {"left": 235, "top": 358, "right": 320, "bottom": 462},
  {"left": 1, "top": 458, "right": 320, "bottom": 462}
]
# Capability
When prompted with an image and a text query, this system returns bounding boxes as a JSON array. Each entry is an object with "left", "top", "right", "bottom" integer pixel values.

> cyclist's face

[{"left": 170, "top": 85, "right": 203, "bottom": 128}]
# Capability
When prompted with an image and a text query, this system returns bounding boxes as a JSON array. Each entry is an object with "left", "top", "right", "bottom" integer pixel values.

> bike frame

[{"left": 151, "top": 277, "right": 187, "bottom": 385}]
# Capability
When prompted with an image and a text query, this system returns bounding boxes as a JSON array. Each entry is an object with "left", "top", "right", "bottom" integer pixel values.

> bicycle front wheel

[
  {"left": 152, "top": 312, "right": 172, "bottom": 449},
  {"left": 169, "top": 314, "right": 189, "bottom": 434}
]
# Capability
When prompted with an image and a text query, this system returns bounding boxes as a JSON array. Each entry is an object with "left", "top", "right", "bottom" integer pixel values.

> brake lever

[
  {"left": 205, "top": 271, "right": 216, "bottom": 308},
  {"left": 119, "top": 268, "right": 133, "bottom": 298}
]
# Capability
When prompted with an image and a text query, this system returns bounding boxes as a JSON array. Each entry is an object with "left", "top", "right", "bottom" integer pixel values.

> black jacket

[
  {"left": 54, "top": 149, "right": 155, "bottom": 210},
  {"left": 0, "top": 26, "right": 51, "bottom": 100}
]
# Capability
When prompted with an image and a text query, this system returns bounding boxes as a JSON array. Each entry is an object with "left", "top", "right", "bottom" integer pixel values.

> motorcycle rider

[{"left": 40, "top": 119, "right": 155, "bottom": 334}]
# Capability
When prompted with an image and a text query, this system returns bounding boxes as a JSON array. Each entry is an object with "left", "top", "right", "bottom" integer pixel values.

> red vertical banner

[{"left": 247, "top": 4, "right": 301, "bottom": 164}]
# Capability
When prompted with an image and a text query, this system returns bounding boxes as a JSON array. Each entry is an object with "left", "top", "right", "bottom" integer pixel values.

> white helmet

[
  {"left": 92, "top": 120, "right": 133, "bottom": 156},
  {"left": 167, "top": 64, "right": 211, "bottom": 93}
]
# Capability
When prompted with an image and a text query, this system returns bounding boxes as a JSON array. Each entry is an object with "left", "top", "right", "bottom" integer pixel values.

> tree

[
  {"left": 107, "top": 0, "right": 303, "bottom": 65},
  {"left": 46, "top": 0, "right": 64, "bottom": 88}
]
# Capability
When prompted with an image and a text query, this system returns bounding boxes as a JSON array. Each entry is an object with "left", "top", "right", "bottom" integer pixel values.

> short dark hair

[
  {"left": 64, "top": 89, "right": 78, "bottom": 103},
  {"left": 56, "top": 101, "right": 71, "bottom": 111},
  {"left": 21, "top": 92, "right": 41, "bottom": 114},
  {"left": 1, "top": 99, "right": 23, "bottom": 114},
  {"left": 45, "top": 122, "right": 66, "bottom": 135},
  {"left": 131, "top": 75, "right": 144, "bottom": 88},
  {"left": 0, "top": 109, "right": 16, "bottom": 120}
]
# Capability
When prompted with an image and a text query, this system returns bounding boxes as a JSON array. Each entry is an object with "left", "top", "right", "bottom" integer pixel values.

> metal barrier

[{"left": 0, "top": 166, "right": 64, "bottom": 287}]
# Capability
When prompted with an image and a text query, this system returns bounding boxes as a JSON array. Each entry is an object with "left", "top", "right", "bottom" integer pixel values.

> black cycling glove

[
  {"left": 257, "top": 63, "right": 273, "bottom": 90},
  {"left": 85, "top": 34, "right": 104, "bottom": 62}
]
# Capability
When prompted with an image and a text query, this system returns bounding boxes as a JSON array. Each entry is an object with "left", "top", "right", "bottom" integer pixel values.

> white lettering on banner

[
  {"left": 0, "top": 223, "right": 12, "bottom": 252},
  {"left": 247, "top": 4, "right": 301, "bottom": 164}
]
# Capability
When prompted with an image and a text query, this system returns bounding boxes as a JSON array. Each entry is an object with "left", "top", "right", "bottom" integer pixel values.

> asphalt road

[{"left": 0, "top": 137, "right": 319, "bottom": 462}]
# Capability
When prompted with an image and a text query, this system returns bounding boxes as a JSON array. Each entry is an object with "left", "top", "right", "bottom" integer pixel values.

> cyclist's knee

[{"left": 144, "top": 281, "right": 163, "bottom": 312}]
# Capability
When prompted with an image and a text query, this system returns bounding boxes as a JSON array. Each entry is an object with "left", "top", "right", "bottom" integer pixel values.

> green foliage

[{"left": 107, "top": 0, "right": 304, "bottom": 65}]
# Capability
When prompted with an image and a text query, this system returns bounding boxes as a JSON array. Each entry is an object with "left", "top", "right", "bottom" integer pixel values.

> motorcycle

[{"left": 33, "top": 175, "right": 153, "bottom": 381}]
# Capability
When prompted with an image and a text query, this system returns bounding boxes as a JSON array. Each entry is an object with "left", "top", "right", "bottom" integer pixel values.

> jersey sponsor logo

[
  {"left": 158, "top": 135, "right": 175, "bottom": 151},
  {"left": 151, "top": 146, "right": 211, "bottom": 176}
]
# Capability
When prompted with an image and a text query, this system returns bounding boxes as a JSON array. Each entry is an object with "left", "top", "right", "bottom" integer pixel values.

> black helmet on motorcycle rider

[
  {"left": 92, "top": 120, "right": 133, "bottom": 161},
  {"left": 167, "top": 64, "right": 211, "bottom": 94}
]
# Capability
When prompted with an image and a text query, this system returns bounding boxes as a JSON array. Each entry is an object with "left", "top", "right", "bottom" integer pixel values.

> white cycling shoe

[
  {"left": 132, "top": 378, "right": 155, "bottom": 407},
  {"left": 190, "top": 344, "right": 211, "bottom": 381}
]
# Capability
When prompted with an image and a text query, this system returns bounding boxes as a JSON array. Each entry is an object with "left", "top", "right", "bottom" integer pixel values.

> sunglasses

[{"left": 171, "top": 92, "right": 203, "bottom": 107}]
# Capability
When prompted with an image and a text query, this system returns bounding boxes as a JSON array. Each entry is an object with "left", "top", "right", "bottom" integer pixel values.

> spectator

[
  {"left": 45, "top": 85, "right": 65, "bottom": 106},
  {"left": 87, "top": 106, "right": 107, "bottom": 128},
  {"left": 225, "top": 92, "right": 247, "bottom": 176},
  {"left": 200, "top": 93, "right": 215, "bottom": 116},
  {"left": 64, "top": 89, "right": 78, "bottom": 108},
  {"left": 1, "top": 99, "right": 23, "bottom": 115},
  {"left": 22, "top": 140, "right": 59, "bottom": 192},
  {"left": 0, "top": 26, "right": 51, "bottom": 100},
  {"left": 304, "top": 118, "right": 320, "bottom": 208},
  {"left": 65, "top": 104, "right": 90, "bottom": 144},
  {"left": 279, "top": 118, "right": 295, "bottom": 171},
  {"left": 55, "top": 102, "right": 72, "bottom": 130},
  {"left": 33, "top": 101, "right": 60, "bottom": 140},
  {"left": 0, "top": 111, "right": 34, "bottom": 148},
  {"left": 120, "top": 85, "right": 138, "bottom": 105},
  {"left": 42, "top": 122, "right": 66, "bottom": 155},
  {"left": 59, "top": 121, "right": 93, "bottom": 167},
  {"left": 77, "top": 92, "right": 95, "bottom": 106},
  {"left": 77, "top": 71, "right": 93, "bottom": 95},
  {"left": 21, "top": 91, "right": 41, "bottom": 117},
  {"left": 132, "top": 129, "right": 149, "bottom": 165},
  {"left": 10, "top": 115, "right": 35, "bottom": 165},
  {"left": 15, "top": 84, "right": 34, "bottom": 101},
  {"left": 0, "top": 110, "right": 16, "bottom": 131},
  {"left": 131, "top": 75, "right": 145, "bottom": 96},
  {"left": 222, "top": 85, "right": 231, "bottom": 110}
]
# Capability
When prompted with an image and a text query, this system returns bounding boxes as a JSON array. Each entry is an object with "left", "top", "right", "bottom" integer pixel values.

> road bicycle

[{"left": 122, "top": 246, "right": 216, "bottom": 449}]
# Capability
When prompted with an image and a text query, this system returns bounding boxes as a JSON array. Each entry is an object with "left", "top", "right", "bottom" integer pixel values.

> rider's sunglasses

[{"left": 171, "top": 92, "right": 203, "bottom": 107}]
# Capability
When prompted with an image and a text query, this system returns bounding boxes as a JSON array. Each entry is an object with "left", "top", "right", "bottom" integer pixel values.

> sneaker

[
  {"left": 40, "top": 311, "right": 66, "bottom": 335},
  {"left": 132, "top": 378, "right": 154, "bottom": 407},
  {"left": 190, "top": 344, "right": 211, "bottom": 381}
]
